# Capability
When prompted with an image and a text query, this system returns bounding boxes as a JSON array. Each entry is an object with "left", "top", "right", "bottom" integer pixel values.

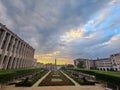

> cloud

[
  {"left": 0, "top": 0, "right": 120, "bottom": 64},
  {"left": 60, "top": 27, "right": 86, "bottom": 42}
]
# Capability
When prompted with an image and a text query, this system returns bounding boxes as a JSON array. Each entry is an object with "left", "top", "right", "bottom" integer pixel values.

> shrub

[
  {"left": 16, "top": 69, "right": 48, "bottom": 87},
  {"left": 0, "top": 68, "right": 44, "bottom": 84},
  {"left": 63, "top": 70, "right": 95, "bottom": 85},
  {"left": 72, "top": 68, "right": 120, "bottom": 86}
]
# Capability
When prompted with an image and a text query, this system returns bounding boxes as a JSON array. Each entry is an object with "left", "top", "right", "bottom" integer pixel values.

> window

[
  {"left": 7, "top": 36, "right": 14, "bottom": 51},
  {"left": 0, "top": 29, "right": 3, "bottom": 37},
  {"left": 0, "top": 55, "right": 2, "bottom": 64},
  {"left": 16, "top": 41, "right": 20, "bottom": 53},
  {"left": 3, "top": 56, "right": 7, "bottom": 65},
  {"left": 6, "top": 57, "right": 11, "bottom": 69},
  {"left": 1, "top": 33, "right": 10, "bottom": 49}
]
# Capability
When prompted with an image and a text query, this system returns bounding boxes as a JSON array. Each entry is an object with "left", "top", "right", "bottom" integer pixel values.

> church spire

[{"left": 55, "top": 58, "right": 56, "bottom": 65}]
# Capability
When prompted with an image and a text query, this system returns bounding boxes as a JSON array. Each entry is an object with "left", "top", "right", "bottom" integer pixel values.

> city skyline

[{"left": 0, "top": 0, "right": 120, "bottom": 65}]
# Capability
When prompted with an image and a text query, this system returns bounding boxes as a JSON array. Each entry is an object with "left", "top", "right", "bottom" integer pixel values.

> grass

[{"left": 74, "top": 68, "right": 120, "bottom": 77}]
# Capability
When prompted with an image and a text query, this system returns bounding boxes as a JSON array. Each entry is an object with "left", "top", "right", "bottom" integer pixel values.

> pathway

[
  {"left": 60, "top": 70, "right": 80, "bottom": 86},
  {"left": 32, "top": 71, "right": 51, "bottom": 87}
]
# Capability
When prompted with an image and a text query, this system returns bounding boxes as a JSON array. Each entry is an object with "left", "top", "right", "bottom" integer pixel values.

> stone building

[
  {"left": 74, "top": 57, "right": 112, "bottom": 71},
  {"left": 94, "top": 58, "right": 112, "bottom": 71},
  {"left": 110, "top": 53, "right": 120, "bottom": 71},
  {"left": 0, "top": 23, "right": 35, "bottom": 70},
  {"left": 74, "top": 58, "right": 94, "bottom": 69}
]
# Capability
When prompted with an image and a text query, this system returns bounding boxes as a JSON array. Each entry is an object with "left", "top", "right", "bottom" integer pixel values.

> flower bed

[{"left": 39, "top": 70, "right": 75, "bottom": 86}]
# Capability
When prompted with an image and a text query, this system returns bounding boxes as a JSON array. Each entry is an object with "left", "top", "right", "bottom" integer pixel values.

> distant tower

[
  {"left": 54, "top": 58, "right": 57, "bottom": 70},
  {"left": 55, "top": 58, "right": 57, "bottom": 65}
]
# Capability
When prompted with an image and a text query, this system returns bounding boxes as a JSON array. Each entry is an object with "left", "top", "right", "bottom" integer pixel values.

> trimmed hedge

[
  {"left": 0, "top": 68, "right": 44, "bottom": 84},
  {"left": 16, "top": 70, "right": 48, "bottom": 87},
  {"left": 72, "top": 68, "right": 120, "bottom": 86},
  {"left": 0, "top": 72, "right": 16, "bottom": 84}
]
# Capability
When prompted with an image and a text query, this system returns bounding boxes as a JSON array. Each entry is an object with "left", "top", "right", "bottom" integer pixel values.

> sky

[{"left": 0, "top": 0, "right": 120, "bottom": 65}]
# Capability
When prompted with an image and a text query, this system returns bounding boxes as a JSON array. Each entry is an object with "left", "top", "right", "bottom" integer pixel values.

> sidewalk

[{"left": 32, "top": 71, "right": 51, "bottom": 87}]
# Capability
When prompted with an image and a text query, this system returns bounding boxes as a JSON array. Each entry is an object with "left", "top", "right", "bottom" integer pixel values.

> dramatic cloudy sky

[{"left": 0, "top": 0, "right": 120, "bottom": 64}]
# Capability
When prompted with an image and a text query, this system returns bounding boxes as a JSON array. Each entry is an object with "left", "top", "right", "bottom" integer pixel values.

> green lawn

[{"left": 74, "top": 68, "right": 120, "bottom": 77}]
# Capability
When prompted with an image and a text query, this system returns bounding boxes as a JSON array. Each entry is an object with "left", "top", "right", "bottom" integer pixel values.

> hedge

[
  {"left": 0, "top": 68, "right": 44, "bottom": 84},
  {"left": 72, "top": 68, "right": 120, "bottom": 86},
  {"left": 16, "top": 69, "right": 48, "bottom": 87}
]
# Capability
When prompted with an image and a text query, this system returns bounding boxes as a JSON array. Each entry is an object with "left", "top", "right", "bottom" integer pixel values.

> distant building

[
  {"left": 110, "top": 53, "right": 120, "bottom": 71},
  {"left": 0, "top": 23, "right": 35, "bottom": 70},
  {"left": 94, "top": 58, "right": 112, "bottom": 71},
  {"left": 32, "top": 59, "right": 37, "bottom": 67},
  {"left": 74, "top": 53, "right": 120, "bottom": 71},
  {"left": 36, "top": 62, "right": 46, "bottom": 68},
  {"left": 74, "top": 58, "right": 94, "bottom": 69},
  {"left": 54, "top": 58, "right": 57, "bottom": 70},
  {"left": 45, "top": 63, "right": 55, "bottom": 70}
]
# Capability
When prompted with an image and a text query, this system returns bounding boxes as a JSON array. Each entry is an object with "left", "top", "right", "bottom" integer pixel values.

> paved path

[
  {"left": 60, "top": 70, "right": 80, "bottom": 86},
  {"left": 2, "top": 84, "right": 105, "bottom": 90},
  {"left": 32, "top": 71, "right": 51, "bottom": 87}
]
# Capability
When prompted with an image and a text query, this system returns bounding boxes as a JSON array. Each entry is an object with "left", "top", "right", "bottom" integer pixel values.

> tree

[{"left": 77, "top": 61, "right": 84, "bottom": 68}]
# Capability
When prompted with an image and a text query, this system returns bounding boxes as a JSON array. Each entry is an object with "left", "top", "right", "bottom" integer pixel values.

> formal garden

[
  {"left": 70, "top": 68, "right": 120, "bottom": 89},
  {"left": 62, "top": 69, "right": 96, "bottom": 85},
  {"left": 39, "top": 70, "right": 75, "bottom": 86},
  {"left": 0, "top": 68, "right": 48, "bottom": 87}
]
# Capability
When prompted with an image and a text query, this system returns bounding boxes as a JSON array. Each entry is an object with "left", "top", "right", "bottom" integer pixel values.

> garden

[
  {"left": 0, "top": 68, "right": 48, "bottom": 87},
  {"left": 16, "top": 69, "right": 48, "bottom": 87},
  {"left": 39, "top": 70, "right": 75, "bottom": 86},
  {"left": 62, "top": 69, "right": 96, "bottom": 85},
  {"left": 72, "top": 68, "right": 120, "bottom": 86}
]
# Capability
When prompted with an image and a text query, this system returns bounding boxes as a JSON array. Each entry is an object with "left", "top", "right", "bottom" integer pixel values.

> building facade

[
  {"left": 74, "top": 58, "right": 94, "bottom": 69},
  {"left": 45, "top": 63, "right": 56, "bottom": 70},
  {"left": 74, "top": 53, "right": 120, "bottom": 71},
  {"left": 110, "top": 53, "right": 120, "bottom": 71},
  {"left": 0, "top": 23, "right": 35, "bottom": 70},
  {"left": 94, "top": 58, "right": 112, "bottom": 71},
  {"left": 74, "top": 58, "right": 112, "bottom": 71}
]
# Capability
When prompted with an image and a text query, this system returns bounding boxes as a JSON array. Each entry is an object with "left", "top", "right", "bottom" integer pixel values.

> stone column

[
  {"left": 14, "top": 42, "right": 24, "bottom": 69},
  {"left": 11, "top": 57, "right": 16, "bottom": 69},
  {"left": 16, "top": 42, "right": 22, "bottom": 69},
  {"left": 8, "top": 40, "right": 19, "bottom": 69},
  {"left": 0, "top": 30, "right": 6, "bottom": 48},
  {"left": 0, "top": 31, "right": 6, "bottom": 69},
  {"left": 20, "top": 44, "right": 25, "bottom": 68},
  {"left": 22, "top": 45, "right": 27, "bottom": 67},
  {"left": 0, "top": 34, "right": 11, "bottom": 69},
  {"left": 4, "top": 37, "right": 15, "bottom": 70}
]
